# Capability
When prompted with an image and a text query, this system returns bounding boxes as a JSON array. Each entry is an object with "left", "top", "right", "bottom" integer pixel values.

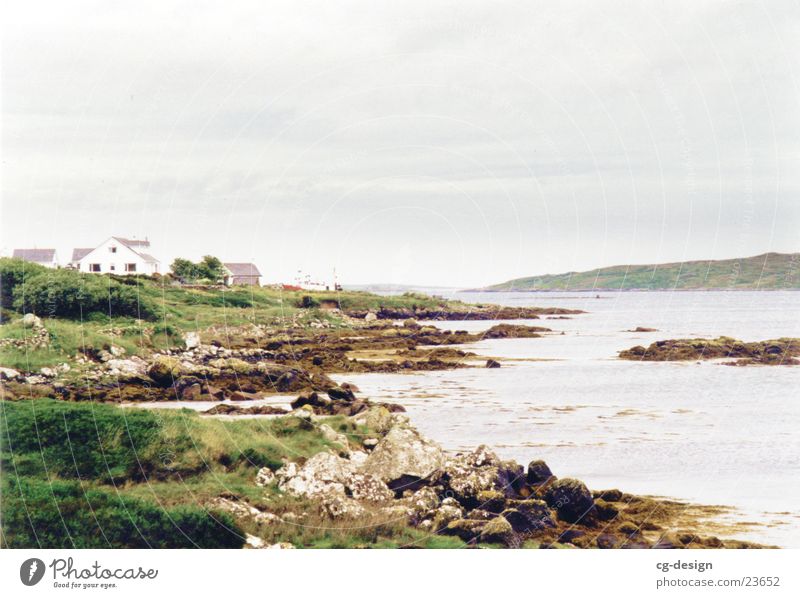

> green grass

[
  {"left": 0, "top": 399, "right": 464, "bottom": 549},
  {"left": 0, "top": 267, "right": 473, "bottom": 372},
  {"left": 2, "top": 476, "right": 243, "bottom": 548},
  {"left": 0, "top": 318, "right": 150, "bottom": 370},
  {"left": 485, "top": 252, "right": 800, "bottom": 291}
]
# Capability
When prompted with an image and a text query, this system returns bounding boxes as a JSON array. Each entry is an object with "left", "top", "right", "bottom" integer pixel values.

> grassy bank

[{"left": 0, "top": 399, "right": 459, "bottom": 548}]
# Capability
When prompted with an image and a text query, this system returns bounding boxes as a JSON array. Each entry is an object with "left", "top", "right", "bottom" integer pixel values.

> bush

[
  {"left": 0, "top": 257, "right": 47, "bottom": 311},
  {"left": 2, "top": 476, "right": 244, "bottom": 548},
  {"left": 11, "top": 268, "right": 158, "bottom": 320},
  {"left": 297, "top": 295, "right": 319, "bottom": 309}
]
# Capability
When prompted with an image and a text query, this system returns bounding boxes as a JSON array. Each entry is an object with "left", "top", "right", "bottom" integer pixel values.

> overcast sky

[{"left": 2, "top": 0, "right": 798, "bottom": 287}]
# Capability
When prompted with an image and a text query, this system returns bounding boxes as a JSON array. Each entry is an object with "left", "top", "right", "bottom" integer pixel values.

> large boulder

[
  {"left": 276, "top": 451, "right": 393, "bottom": 503},
  {"left": 276, "top": 452, "right": 354, "bottom": 498},
  {"left": 544, "top": 478, "right": 595, "bottom": 523},
  {"left": 441, "top": 446, "right": 523, "bottom": 506},
  {"left": 22, "top": 313, "right": 42, "bottom": 328},
  {"left": 358, "top": 426, "right": 446, "bottom": 489}
]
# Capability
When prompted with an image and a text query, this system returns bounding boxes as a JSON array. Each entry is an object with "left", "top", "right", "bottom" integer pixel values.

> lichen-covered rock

[
  {"left": 594, "top": 488, "right": 624, "bottom": 502},
  {"left": 255, "top": 467, "right": 276, "bottom": 487},
  {"left": 276, "top": 451, "right": 354, "bottom": 498},
  {"left": 208, "top": 357, "right": 255, "bottom": 375},
  {"left": 480, "top": 515, "right": 514, "bottom": 544},
  {"left": 501, "top": 501, "right": 555, "bottom": 533},
  {"left": 359, "top": 426, "right": 445, "bottom": 487},
  {"left": 441, "top": 446, "right": 514, "bottom": 506},
  {"left": 147, "top": 355, "right": 183, "bottom": 386},
  {"left": 431, "top": 501, "right": 465, "bottom": 530},
  {"left": 347, "top": 473, "right": 394, "bottom": 502},
  {"left": 321, "top": 495, "right": 366, "bottom": 519},
  {"left": 476, "top": 489, "right": 506, "bottom": 513},
  {"left": 544, "top": 478, "right": 595, "bottom": 523},
  {"left": 594, "top": 498, "right": 620, "bottom": 521},
  {"left": 403, "top": 486, "right": 441, "bottom": 518},
  {"left": 443, "top": 519, "right": 486, "bottom": 541}
]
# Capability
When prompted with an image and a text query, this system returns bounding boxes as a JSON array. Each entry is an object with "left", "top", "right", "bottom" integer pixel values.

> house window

[
  {"left": 110, "top": 265, "right": 115, "bottom": 271},
  {"left": 90, "top": 264, "right": 101, "bottom": 272},
  {"left": 125, "top": 263, "right": 137, "bottom": 272},
  {"left": 109, "top": 246, "right": 117, "bottom": 253}
]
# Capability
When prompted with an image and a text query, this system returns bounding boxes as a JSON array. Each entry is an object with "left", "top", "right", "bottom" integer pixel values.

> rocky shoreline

[
  {"left": 220, "top": 405, "right": 767, "bottom": 549},
  {"left": 0, "top": 311, "right": 779, "bottom": 548},
  {"left": 0, "top": 318, "right": 551, "bottom": 404}
]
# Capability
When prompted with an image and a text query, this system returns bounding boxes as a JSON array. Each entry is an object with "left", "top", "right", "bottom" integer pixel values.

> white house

[
  {"left": 71, "top": 237, "right": 160, "bottom": 275},
  {"left": 12, "top": 248, "right": 60, "bottom": 268}
]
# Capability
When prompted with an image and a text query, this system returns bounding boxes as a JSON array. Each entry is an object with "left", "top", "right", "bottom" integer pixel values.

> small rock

[
  {"left": 319, "top": 423, "right": 349, "bottom": 448},
  {"left": 184, "top": 331, "right": 201, "bottom": 349},
  {"left": 245, "top": 534, "right": 265, "bottom": 549},
  {"left": 485, "top": 359, "right": 501, "bottom": 369},
  {"left": 526, "top": 459, "right": 554, "bottom": 485},
  {"left": 255, "top": 467, "right": 276, "bottom": 487},
  {"left": 0, "top": 367, "right": 20, "bottom": 380},
  {"left": 480, "top": 515, "right": 514, "bottom": 544}
]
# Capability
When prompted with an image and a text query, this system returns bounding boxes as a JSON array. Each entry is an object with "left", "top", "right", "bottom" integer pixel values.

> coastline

[{"left": 3, "top": 294, "right": 792, "bottom": 548}]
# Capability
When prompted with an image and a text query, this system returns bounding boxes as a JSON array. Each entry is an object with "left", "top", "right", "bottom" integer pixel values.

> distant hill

[{"left": 480, "top": 252, "right": 800, "bottom": 291}]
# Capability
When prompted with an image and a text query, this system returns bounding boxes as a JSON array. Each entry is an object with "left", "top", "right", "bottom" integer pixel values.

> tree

[
  {"left": 170, "top": 258, "right": 199, "bottom": 282},
  {"left": 197, "top": 255, "right": 225, "bottom": 283}
]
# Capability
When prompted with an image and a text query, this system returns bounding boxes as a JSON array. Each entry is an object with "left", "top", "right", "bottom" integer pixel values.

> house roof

[
  {"left": 70, "top": 237, "right": 159, "bottom": 264},
  {"left": 71, "top": 248, "right": 94, "bottom": 262},
  {"left": 13, "top": 248, "right": 56, "bottom": 263},
  {"left": 113, "top": 237, "right": 158, "bottom": 262},
  {"left": 224, "top": 263, "right": 261, "bottom": 276},
  {"left": 115, "top": 237, "right": 150, "bottom": 248}
]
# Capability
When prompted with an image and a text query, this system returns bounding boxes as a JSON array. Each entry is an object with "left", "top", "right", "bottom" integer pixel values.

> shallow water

[{"left": 333, "top": 290, "right": 800, "bottom": 547}]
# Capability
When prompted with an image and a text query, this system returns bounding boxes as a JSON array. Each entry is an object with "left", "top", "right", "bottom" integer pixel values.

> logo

[{"left": 20, "top": 558, "right": 46, "bottom": 586}]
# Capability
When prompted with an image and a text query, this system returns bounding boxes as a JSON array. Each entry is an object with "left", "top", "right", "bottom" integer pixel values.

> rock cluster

[
  {"left": 619, "top": 336, "right": 800, "bottom": 365},
  {"left": 258, "top": 411, "right": 754, "bottom": 549}
]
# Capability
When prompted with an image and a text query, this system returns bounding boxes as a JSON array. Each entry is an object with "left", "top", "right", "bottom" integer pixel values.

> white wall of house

[{"left": 75, "top": 238, "right": 159, "bottom": 275}]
